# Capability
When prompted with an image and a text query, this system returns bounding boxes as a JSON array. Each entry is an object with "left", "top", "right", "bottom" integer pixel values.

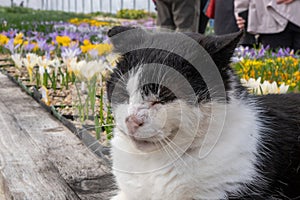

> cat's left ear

[
  {"left": 190, "top": 31, "right": 243, "bottom": 68},
  {"left": 108, "top": 26, "right": 147, "bottom": 53}
]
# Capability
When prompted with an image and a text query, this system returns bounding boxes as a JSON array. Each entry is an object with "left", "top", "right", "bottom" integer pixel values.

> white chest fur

[{"left": 111, "top": 100, "right": 262, "bottom": 200}]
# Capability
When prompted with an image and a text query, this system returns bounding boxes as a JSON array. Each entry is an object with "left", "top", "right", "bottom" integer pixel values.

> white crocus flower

[
  {"left": 71, "top": 60, "right": 86, "bottom": 79},
  {"left": 240, "top": 77, "right": 289, "bottom": 95},
  {"left": 79, "top": 60, "right": 108, "bottom": 81},
  {"left": 248, "top": 77, "right": 261, "bottom": 89},
  {"left": 22, "top": 53, "right": 39, "bottom": 82},
  {"left": 37, "top": 56, "right": 52, "bottom": 76},
  {"left": 106, "top": 53, "right": 121, "bottom": 69},
  {"left": 39, "top": 65, "right": 45, "bottom": 76},
  {"left": 269, "top": 81, "right": 279, "bottom": 94},
  {"left": 63, "top": 57, "right": 78, "bottom": 73},
  {"left": 50, "top": 57, "right": 62, "bottom": 76},
  {"left": 279, "top": 83, "right": 289, "bottom": 93},
  {"left": 39, "top": 86, "right": 50, "bottom": 106},
  {"left": 259, "top": 81, "right": 270, "bottom": 95},
  {"left": 11, "top": 53, "right": 23, "bottom": 69},
  {"left": 241, "top": 77, "right": 261, "bottom": 94}
]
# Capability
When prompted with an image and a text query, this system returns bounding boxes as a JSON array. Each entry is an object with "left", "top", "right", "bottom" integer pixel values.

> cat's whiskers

[
  {"left": 163, "top": 136, "right": 199, "bottom": 163},
  {"left": 157, "top": 139, "right": 183, "bottom": 174},
  {"left": 114, "top": 69, "right": 127, "bottom": 85},
  {"left": 157, "top": 52, "right": 177, "bottom": 94},
  {"left": 161, "top": 137, "right": 189, "bottom": 168}
]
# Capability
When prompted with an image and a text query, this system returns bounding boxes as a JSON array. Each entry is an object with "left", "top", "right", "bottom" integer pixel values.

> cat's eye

[{"left": 151, "top": 101, "right": 162, "bottom": 106}]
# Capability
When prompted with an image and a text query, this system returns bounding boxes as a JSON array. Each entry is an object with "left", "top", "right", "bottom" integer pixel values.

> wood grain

[{"left": 0, "top": 73, "right": 116, "bottom": 199}]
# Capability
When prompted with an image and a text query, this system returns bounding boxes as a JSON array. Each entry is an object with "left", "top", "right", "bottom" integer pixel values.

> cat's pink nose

[{"left": 125, "top": 115, "right": 144, "bottom": 135}]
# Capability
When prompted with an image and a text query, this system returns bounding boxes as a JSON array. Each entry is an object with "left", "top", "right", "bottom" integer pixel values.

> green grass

[
  {"left": 0, "top": 6, "right": 90, "bottom": 32},
  {"left": 0, "top": 6, "right": 157, "bottom": 33},
  {"left": 116, "top": 9, "right": 156, "bottom": 19}
]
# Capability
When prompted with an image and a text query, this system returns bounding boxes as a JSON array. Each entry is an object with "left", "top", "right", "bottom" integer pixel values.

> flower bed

[
  {"left": 232, "top": 46, "right": 300, "bottom": 94},
  {"left": 0, "top": 18, "right": 118, "bottom": 147},
  {"left": 1, "top": 11, "right": 299, "bottom": 148}
]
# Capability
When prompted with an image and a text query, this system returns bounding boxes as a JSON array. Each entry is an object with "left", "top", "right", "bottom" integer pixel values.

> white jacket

[{"left": 234, "top": 0, "right": 300, "bottom": 34}]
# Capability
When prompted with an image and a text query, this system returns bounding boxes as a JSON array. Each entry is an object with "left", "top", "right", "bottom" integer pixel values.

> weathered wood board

[{"left": 0, "top": 73, "right": 117, "bottom": 199}]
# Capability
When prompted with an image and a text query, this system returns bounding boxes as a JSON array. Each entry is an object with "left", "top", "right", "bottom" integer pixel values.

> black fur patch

[
  {"left": 228, "top": 94, "right": 300, "bottom": 199},
  {"left": 107, "top": 27, "right": 245, "bottom": 105}
]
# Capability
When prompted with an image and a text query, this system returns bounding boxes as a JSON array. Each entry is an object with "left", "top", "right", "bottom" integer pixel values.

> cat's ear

[
  {"left": 108, "top": 26, "right": 147, "bottom": 53},
  {"left": 189, "top": 31, "right": 243, "bottom": 68}
]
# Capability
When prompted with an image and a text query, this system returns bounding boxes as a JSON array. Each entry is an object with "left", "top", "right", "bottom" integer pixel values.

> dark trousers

[
  {"left": 156, "top": 0, "right": 199, "bottom": 32},
  {"left": 259, "top": 22, "right": 300, "bottom": 52},
  {"left": 199, "top": 0, "right": 209, "bottom": 34}
]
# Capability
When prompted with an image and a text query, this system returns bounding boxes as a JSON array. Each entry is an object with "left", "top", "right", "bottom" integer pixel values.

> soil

[{"left": 0, "top": 58, "right": 113, "bottom": 148}]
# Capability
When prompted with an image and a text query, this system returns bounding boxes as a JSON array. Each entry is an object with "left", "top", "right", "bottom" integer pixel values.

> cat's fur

[{"left": 107, "top": 26, "right": 300, "bottom": 200}]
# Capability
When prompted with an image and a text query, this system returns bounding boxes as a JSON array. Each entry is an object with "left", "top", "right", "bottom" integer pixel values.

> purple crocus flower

[
  {"left": 44, "top": 43, "right": 55, "bottom": 53},
  {"left": 61, "top": 45, "right": 82, "bottom": 59},
  {"left": 48, "top": 32, "right": 59, "bottom": 43},
  {"left": 258, "top": 47, "right": 266, "bottom": 59},
  {"left": 80, "top": 34, "right": 91, "bottom": 43},
  {"left": 249, "top": 48, "right": 256, "bottom": 59},
  {"left": 88, "top": 49, "right": 99, "bottom": 59},
  {"left": 4, "top": 39, "right": 20, "bottom": 53},
  {"left": 24, "top": 42, "right": 35, "bottom": 52},
  {"left": 68, "top": 32, "right": 80, "bottom": 40},
  {"left": 59, "top": 29, "right": 69, "bottom": 36},
  {"left": 143, "top": 19, "right": 155, "bottom": 29},
  {"left": 78, "top": 23, "right": 90, "bottom": 33},
  {"left": 36, "top": 38, "right": 47, "bottom": 51},
  {"left": 277, "top": 48, "right": 285, "bottom": 57},
  {"left": 6, "top": 29, "right": 17, "bottom": 38},
  {"left": 283, "top": 47, "right": 291, "bottom": 56}
]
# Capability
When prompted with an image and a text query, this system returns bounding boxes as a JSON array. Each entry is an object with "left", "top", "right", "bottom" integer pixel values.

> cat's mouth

[
  {"left": 129, "top": 130, "right": 178, "bottom": 151},
  {"left": 131, "top": 137, "right": 158, "bottom": 150}
]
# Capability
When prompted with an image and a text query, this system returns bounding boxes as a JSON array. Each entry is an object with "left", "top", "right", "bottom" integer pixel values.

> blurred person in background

[
  {"left": 205, "top": 0, "right": 256, "bottom": 46},
  {"left": 154, "top": 0, "right": 200, "bottom": 32},
  {"left": 235, "top": 0, "right": 300, "bottom": 51},
  {"left": 213, "top": 0, "right": 239, "bottom": 35},
  {"left": 198, "top": 0, "right": 209, "bottom": 33}
]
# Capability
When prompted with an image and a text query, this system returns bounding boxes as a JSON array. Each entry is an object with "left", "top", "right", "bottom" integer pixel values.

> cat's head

[{"left": 107, "top": 26, "right": 244, "bottom": 152}]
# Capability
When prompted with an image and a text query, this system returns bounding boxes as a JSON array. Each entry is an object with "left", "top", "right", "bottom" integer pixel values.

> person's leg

[
  {"left": 259, "top": 25, "right": 292, "bottom": 50},
  {"left": 172, "top": 0, "right": 199, "bottom": 32},
  {"left": 289, "top": 22, "right": 300, "bottom": 52},
  {"left": 199, "top": 0, "right": 209, "bottom": 34},
  {"left": 156, "top": 0, "right": 176, "bottom": 30},
  {"left": 214, "top": 0, "right": 239, "bottom": 35}
]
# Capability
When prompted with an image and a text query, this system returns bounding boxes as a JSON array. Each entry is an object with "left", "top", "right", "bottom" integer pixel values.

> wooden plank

[
  {"left": 0, "top": 97, "right": 81, "bottom": 199},
  {"left": 0, "top": 73, "right": 116, "bottom": 199}
]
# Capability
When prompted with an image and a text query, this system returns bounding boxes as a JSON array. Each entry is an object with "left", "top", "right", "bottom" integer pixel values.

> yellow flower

[
  {"left": 69, "top": 18, "right": 111, "bottom": 27},
  {"left": 83, "top": 39, "right": 91, "bottom": 45},
  {"left": 80, "top": 42, "right": 112, "bottom": 55},
  {"left": 13, "top": 32, "right": 24, "bottom": 46},
  {"left": 80, "top": 43, "right": 95, "bottom": 53},
  {"left": 56, "top": 36, "right": 71, "bottom": 47},
  {"left": 294, "top": 71, "right": 300, "bottom": 81},
  {"left": 95, "top": 43, "right": 112, "bottom": 55},
  {"left": 14, "top": 39, "right": 23, "bottom": 46},
  {"left": 0, "top": 34, "right": 9, "bottom": 45},
  {"left": 69, "top": 18, "right": 79, "bottom": 24},
  {"left": 290, "top": 82, "right": 296, "bottom": 87}
]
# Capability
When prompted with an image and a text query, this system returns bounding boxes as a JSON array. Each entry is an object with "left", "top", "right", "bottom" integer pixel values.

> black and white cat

[{"left": 106, "top": 26, "right": 300, "bottom": 200}]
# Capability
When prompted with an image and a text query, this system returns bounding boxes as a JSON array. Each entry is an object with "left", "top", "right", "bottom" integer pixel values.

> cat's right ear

[{"left": 107, "top": 26, "right": 147, "bottom": 53}]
